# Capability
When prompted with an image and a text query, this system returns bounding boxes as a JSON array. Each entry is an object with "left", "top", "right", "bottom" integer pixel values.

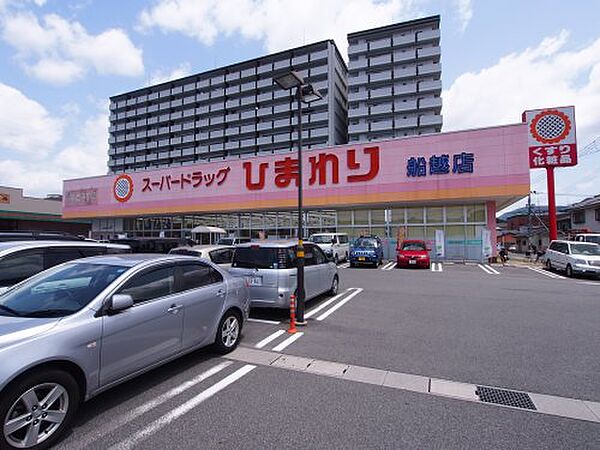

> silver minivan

[{"left": 229, "top": 241, "right": 339, "bottom": 308}]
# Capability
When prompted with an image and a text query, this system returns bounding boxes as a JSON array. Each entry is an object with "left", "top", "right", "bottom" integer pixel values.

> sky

[{"left": 0, "top": 0, "right": 599, "bottom": 214}]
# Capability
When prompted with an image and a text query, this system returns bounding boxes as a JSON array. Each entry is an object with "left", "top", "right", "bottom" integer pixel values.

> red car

[{"left": 396, "top": 240, "right": 431, "bottom": 269}]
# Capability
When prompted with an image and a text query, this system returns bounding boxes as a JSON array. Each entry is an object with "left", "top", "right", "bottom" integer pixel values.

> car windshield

[
  {"left": 0, "top": 263, "right": 129, "bottom": 318},
  {"left": 581, "top": 236, "right": 600, "bottom": 244},
  {"left": 311, "top": 235, "right": 334, "bottom": 244},
  {"left": 218, "top": 238, "right": 234, "bottom": 245},
  {"left": 570, "top": 243, "right": 600, "bottom": 256},
  {"left": 402, "top": 242, "right": 426, "bottom": 251},
  {"left": 354, "top": 238, "right": 376, "bottom": 248},
  {"left": 232, "top": 246, "right": 295, "bottom": 269}
]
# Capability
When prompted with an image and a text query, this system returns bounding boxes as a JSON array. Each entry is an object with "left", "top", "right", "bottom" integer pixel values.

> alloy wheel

[
  {"left": 221, "top": 316, "right": 240, "bottom": 348},
  {"left": 4, "top": 383, "right": 69, "bottom": 448}
]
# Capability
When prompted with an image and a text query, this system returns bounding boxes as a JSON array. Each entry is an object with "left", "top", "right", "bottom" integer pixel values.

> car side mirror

[{"left": 109, "top": 294, "right": 134, "bottom": 312}]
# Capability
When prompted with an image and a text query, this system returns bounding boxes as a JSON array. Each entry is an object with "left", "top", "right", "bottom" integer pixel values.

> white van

[
  {"left": 309, "top": 233, "right": 350, "bottom": 263},
  {"left": 574, "top": 234, "right": 600, "bottom": 245},
  {"left": 544, "top": 240, "right": 600, "bottom": 277}
]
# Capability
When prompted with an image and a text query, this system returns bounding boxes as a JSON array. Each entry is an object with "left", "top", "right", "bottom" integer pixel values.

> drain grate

[{"left": 475, "top": 386, "right": 536, "bottom": 410}]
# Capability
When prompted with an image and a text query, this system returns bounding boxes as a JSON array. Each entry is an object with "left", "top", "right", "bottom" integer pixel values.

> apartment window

[{"left": 572, "top": 211, "right": 585, "bottom": 224}]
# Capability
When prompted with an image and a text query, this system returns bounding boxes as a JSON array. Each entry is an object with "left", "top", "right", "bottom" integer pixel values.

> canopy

[{"left": 190, "top": 226, "right": 226, "bottom": 234}]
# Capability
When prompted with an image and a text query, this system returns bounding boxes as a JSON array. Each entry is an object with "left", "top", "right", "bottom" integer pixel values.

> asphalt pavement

[{"left": 56, "top": 261, "right": 600, "bottom": 449}]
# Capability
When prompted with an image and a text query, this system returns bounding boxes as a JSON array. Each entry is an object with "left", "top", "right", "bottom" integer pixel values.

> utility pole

[{"left": 527, "top": 191, "right": 532, "bottom": 252}]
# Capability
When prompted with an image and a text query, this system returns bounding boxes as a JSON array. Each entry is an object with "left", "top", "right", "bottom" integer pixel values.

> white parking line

[
  {"left": 528, "top": 266, "right": 566, "bottom": 280},
  {"left": 431, "top": 262, "right": 443, "bottom": 272},
  {"left": 381, "top": 261, "right": 395, "bottom": 270},
  {"left": 255, "top": 329, "right": 286, "bottom": 349},
  {"left": 305, "top": 288, "right": 353, "bottom": 319},
  {"left": 110, "top": 364, "right": 256, "bottom": 450},
  {"left": 247, "top": 318, "right": 281, "bottom": 325},
  {"left": 69, "top": 361, "right": 232, "bottom": 450},
  {"left": 478, "top": 264, "right": 500, "bottom": 275},
  {"left": 316, "top": 288, "right": 364, "bottom": 321},
  {"left": 272, "top": 332, "right": 304, "bottom": 352},
  {"left": 337, "top": 262, "right": 350, "bottom": 269}
]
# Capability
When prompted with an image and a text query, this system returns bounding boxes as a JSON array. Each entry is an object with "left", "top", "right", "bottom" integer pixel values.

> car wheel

[
  {"left": 213, "top": 310, "right": 242, "bottom": 354},
  {"left": 328, "top": 275, "right": 339, "bottom": 296},
  {"left": 566, "top": 264, "right": 574, "bottom": 278},
  {"left": 334, "top": 254, "right": 339, "bottom": 264},
  {"left": 546, "top": 259, "right": 552, "bottom": 270},
  {"left": 0, "top": 369, "right": 80, "bottom": 450}
]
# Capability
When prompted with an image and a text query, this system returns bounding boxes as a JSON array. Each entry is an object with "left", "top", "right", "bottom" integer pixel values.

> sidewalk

[{"left": 499, "top": 252, "right": 542, "bottom": 267}]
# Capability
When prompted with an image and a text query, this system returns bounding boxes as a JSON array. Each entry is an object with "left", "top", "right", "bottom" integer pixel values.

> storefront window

[
  {"left": 370, "top": 209, "right": 385, "bottom": 225},
  {"left": 426, "top": 207, "right": 443, "bottom": 224},
  {"left": 406, "top": 226, "right": 425, "bottom": 239},
  {"left": 466, "top": 204, "right": 486, "bottom": 222},
  {"left": 337, "top": 210, "right": 352, "bottom": 226},
  {"left": 370, "top": 227, "right": 386, "bottom": 238},
  {"left": 353, "top": 210, "right": 369, "bottom": 225},
  {"left": 391, "top": 208, "right": 405, "bottom": 224},
  {"left": 446, "top": 206, "right": 465, "bottom": 223},
  {"left": 407, "top": 207, "right": 424, "bottom": 224}
]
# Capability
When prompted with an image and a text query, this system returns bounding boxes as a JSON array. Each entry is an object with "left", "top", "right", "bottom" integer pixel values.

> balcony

[
  {"left": 417, "top": 46, "right": 441, "bottom": 59},
  {"left": 419, "top": 114, "right": 443, "bottom": 126}
]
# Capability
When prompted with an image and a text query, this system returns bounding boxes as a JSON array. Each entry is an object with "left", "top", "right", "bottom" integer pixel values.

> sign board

[
  {"left": 0, "top": 193, "right": 9, "bottom": 204},
  {"left": 62, "top": 124, "right": 530, "bottom": 219},
  {"left": 482, "top": 228, "right": 492, "bottom": 258},
  {"left": 435, "top": 229, "right": 445, "bottom": 257},
  {"left": 524, "top": 106, "right": 577, "bottom": 169}
]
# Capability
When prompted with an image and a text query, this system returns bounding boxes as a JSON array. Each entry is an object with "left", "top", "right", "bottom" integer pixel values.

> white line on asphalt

[
  {"left": 431, "top": 262, "right": 443, "bottom": 272},
  {"left": 527, "top": 266, "right": 566, "bottom": 279},
  {"left": 255, "top": 329, "right": 286, "bottom": 349},
  {"left": 578, "top": 281, "right": 600, "bottom": 286},
  {"left": 110, "top": 364, "right": 256, "bottom": 450},
  {"left": 381, "top": 261, "right": 395, "bottom": 270},
  {"left": 382, "top": 262, "right": 397, "bottom": 270},
  {"left": 316, "top": 288, "right": 364, "bottom": 321},
  {"left": 71, "top": 361, "right": 232, "bottom": 450},
  {"left": 478, "top": 264, "right": 500, "bottom": 275},
  {"left": 272, "top": 332, "right": 304, "bottom": 352},
  {"left": 337, "top": 262, "right": 350, "bottom": 269},
  {"left": 305, "top": 288, "right": 355, "bottom": 319},
  {"left": 247, "top": 318, "right": 281, "bottom": 325}
]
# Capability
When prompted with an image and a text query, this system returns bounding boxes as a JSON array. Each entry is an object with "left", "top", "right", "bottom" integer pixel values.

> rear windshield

[
  {"left": 232, "top": 247, "right": 295, "bottom": 269},
  {"left": 402, "top": 242, "right": 426, "bottom": 251},
  {"left": 354, "top": 238, "right": 377, "bottom": 248},
  {"left": 218, "top": 238, "right": 234, "bottom": 245},
  {"left": 311, "top": 235, "right": 334, "bottom": 244},
  {"left": 580, "top": 236, "right": 600, "bottom": 244}
]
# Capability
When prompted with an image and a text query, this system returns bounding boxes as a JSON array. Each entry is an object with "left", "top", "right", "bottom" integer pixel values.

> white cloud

[
  {"left": 443, "top": 30, "right": 600, "bottom": 142},
  {"left": 1, "top": 11, "right": 144, "bottom": 84},
  {"left": 0, "top": 83, "right": 108, "bottom": 194},
  {"left": 148, "top": 62, "right": 192, "bottom": 86},
  {"left": 138, "top": 0, "right": 422, "bottom": 57},
  {"left": 0, "top": 82, "right": 63, "bottom": 155},
  {"left": 455, "top": 0, "right": 472, "bottom": 32}
]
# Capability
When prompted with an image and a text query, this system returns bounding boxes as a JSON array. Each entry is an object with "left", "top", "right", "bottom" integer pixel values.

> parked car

[
  {"left": 108, "top": 237, "right": 195, "bottom": 254},
  {"left": 217, "top": 237, "right": 251, "bottom": 246},
  {"left": 169, "top": 245, "right": 234, "bottom": 268},
  {"left": 0, "top": 241, "right": 130, "bottom": 294},
  {"left": 544, "top": 240, "right": 600, "bottom": 277},
  {"left": 573, "top": 233, "right": 600, "bottom": 245},
  {"left": 228, "top": 241, "right": 338, "bottom": 308},
  {"left": 349, "top": 236, "right": 384, "bottom": 267},
  {"left": 309, "top": 233, "right": 350, "bottom": 263},
  {"left": 0, "top": 231, "right": 84, "bottom": 242},
  {"left": 396, "top": 240, "right": 431, "bottom": 269},
  {"left": 0, "top": 254, "right": 249, "bottom": 449}
]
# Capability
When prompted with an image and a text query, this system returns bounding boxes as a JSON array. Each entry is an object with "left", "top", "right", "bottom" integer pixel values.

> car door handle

[
  {"left": 167, "top": 304, "right": 183, "bottom": 314},
  {"left": 216, "top": 289, "right": 226, "bottom": 298}
]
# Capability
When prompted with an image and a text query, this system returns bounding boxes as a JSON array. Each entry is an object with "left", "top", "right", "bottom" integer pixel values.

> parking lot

[{"left": 57, "top": 262, "right": 600, "bottom": 449}]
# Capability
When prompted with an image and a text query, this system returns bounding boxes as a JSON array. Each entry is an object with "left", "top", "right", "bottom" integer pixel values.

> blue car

[{"left": 349, "top": 236, "right": 384, "bottom": 267}]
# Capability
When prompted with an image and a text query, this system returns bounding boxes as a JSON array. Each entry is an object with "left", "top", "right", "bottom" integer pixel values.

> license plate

[
  {"left": 409, "top": 260, "right": 417, "bottom": 265},
  {"left": 249, "top": 276, "right": 262, "bottom": 286},
  {"left": 358, "top": 257, "right": 365, "bottom": 261}
]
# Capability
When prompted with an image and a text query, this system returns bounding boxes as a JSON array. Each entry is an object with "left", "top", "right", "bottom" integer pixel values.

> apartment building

[
  {"left": 347, "top": 15, "right": 442, "bottom": 142},
  {"left": 108, "top": 40, "right": 348, "bottom": 174}
]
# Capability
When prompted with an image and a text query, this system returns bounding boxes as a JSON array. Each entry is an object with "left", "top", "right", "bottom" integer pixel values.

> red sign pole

[{"left": 546, "top": 166, "right": 558, "bottom": 241}]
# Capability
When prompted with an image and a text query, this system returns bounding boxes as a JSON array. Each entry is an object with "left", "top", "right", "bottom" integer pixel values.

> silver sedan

[{"left": 0, "top": 254, "right": 250, "bottom": 449}]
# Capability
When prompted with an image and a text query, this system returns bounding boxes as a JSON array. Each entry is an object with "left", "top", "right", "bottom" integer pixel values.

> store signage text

[
  {"left": 406, "top": 152, "right": 475, "bottom": 177},
  {"left": 243, "top": 146, "right": 380, "bottom": 191},
  {"left": 525, "top": 107, "right": 577, "bottom": 169},
  {"left": 65, "top": 188, "right": 97, "bottom": 206},
  {"left": 141, "top": 167, "right": 231, "bottom": 192}
]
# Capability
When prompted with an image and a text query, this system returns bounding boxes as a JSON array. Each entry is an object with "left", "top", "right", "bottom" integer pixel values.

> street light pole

[
  {"left": 272, "top": 71, "right": 323, "bottom": 326},
  {"left": 295, "top": 88, "right": 306, "bottom": 324}
]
